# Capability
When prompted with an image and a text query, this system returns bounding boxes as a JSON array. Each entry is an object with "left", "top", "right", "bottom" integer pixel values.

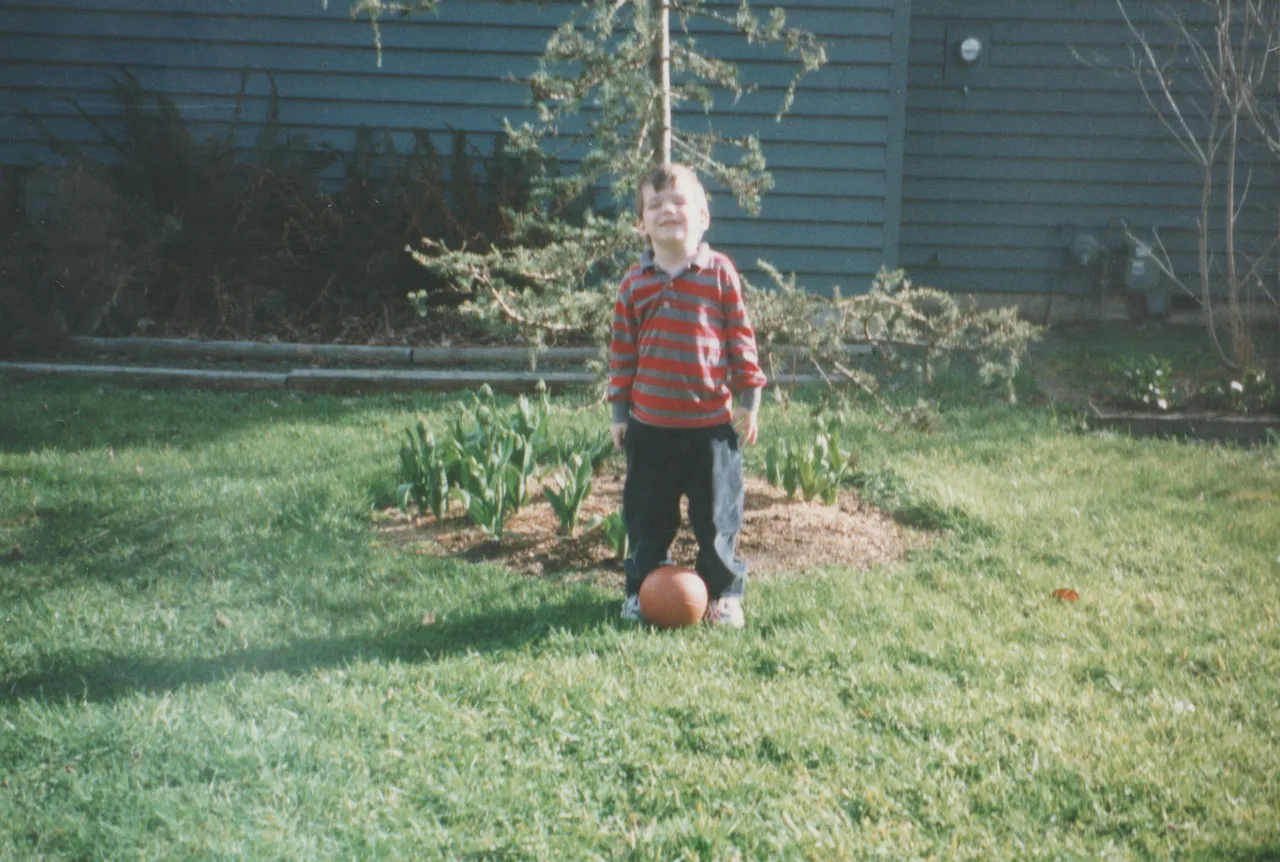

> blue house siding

[
  {"left": 1, "top": 1, "right": 549, "bottom": 164},
  {"left": 899, "top": 0, "right": 1280, "bottom": 299},
  {"left": 1, "top": 0, "right": 907, "bottom": 295},
  {"left": 5, "top": 0, "right": 1275, "bottom": 311},
  {"left": 711, "top": 2, "right": 901, "bottom": 290}
]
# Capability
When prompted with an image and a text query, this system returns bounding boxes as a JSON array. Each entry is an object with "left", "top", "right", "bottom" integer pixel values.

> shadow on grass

[
  {"left": 3, "top": 592, "right": 619, "bottom": 704},
  {"left": 1190, "top": 847, "right": 1280, "bottom": 861},
  {"left": 0, "top": 500, "right": 374, "bottom": 605}
]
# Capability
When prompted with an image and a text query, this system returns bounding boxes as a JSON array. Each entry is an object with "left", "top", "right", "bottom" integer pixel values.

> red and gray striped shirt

[{"left": 608, "top": 244, "right": 767, "bottom": 428}]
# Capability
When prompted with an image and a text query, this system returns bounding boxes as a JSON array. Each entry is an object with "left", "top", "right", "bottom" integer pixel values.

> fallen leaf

[
  {"left": 215, "top": 611, "right": 233, "bottom": 629},
  {"left": 1052, "top": 588, "right": 1080, "bottom": 602},
  {"left": 421, "top": 613, "right": 436, "bottom": 626}
]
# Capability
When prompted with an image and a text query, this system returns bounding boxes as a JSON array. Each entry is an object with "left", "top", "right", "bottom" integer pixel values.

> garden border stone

[
  {"left": 0, "top": 361, "right": 597, "bottom": 393},
  {"left": 68, "top": 336, "right": 414, "bottom": 365},
  {"left": 65, "top": 337, "right": 869, "bottom": 367},
  {"left": 1, "top": 337, "right": 836, "bottom": 393},
  {"left": 0, "top": 362, "right": 289, "bottom": 390},
  {"left": 1088, "top": 404, "right": 1280, "bottom": 444}
]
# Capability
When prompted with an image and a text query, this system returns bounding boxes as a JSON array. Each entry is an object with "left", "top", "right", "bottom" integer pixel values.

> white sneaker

[
  {"left": 620, "top": 594, "right": 642, "bottom": 623},
  {"left": 705, "top": 596, "right": 745, "bottom": 629}
]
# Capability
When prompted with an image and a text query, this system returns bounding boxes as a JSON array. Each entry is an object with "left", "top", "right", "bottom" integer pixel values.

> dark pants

[{"left": 622, "top": 419, "right": 747, "bottom": 600}]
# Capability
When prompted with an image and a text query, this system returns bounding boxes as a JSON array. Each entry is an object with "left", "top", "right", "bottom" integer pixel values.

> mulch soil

[{"left": 374, "top": 463, "right": 921, "bottom": 587}]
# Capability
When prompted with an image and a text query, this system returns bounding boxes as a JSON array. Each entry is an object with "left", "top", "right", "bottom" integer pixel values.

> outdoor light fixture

[{"left": 945, "top": 25, "right": 989, "bottom": 88}]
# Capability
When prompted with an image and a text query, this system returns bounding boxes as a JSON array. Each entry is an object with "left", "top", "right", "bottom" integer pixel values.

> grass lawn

[{"left": 2, "top": 332, "right": 1278, "bottom": 860}]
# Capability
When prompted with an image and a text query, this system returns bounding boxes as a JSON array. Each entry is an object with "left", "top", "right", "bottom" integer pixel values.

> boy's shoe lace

[
  {"left": 620, "top": 594, "right": 642, "bottom": 623},
  {"left": 704, "top": 596, "right": 745, "bottom": 629}
]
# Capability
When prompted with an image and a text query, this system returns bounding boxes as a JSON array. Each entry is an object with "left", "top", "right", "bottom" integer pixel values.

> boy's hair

[{"left": 634, "top": 163, "right": 709, "bottom": 218}]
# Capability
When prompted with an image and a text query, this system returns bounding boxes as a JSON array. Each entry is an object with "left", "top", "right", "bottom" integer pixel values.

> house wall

[
  {"left": 901, "top": 0, "right": 1280, "bottom": 305},
  {"left": 0, "top": 0, "right": 908, "bottom": 294},
  {"left": 5, "top": 0, "right": 1275, "bottom": 310},
  {"left": 0, "top": 1, "right": 551, "bottom": 178}
]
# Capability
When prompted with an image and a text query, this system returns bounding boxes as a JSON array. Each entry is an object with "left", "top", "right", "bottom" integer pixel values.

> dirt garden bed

[{"left": 373, "top": 463, "right": 919, "bottom": 585}]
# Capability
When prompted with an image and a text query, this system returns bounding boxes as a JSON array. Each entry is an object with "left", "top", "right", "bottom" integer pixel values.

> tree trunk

[{"left": 658, "top": 0, "right": 671, "bottom": 165}]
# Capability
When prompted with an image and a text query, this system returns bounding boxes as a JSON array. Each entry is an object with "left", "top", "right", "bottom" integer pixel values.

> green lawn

[{"left": 2, "top": 350, "right": 1278, "bottom": 859}]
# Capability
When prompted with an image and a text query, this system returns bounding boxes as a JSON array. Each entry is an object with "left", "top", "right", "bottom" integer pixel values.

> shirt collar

[{"left": 640, "top": 242, "right": 713, "bottom": 274}]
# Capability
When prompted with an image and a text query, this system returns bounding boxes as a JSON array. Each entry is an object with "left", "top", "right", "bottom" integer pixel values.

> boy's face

[{"left": 638, "top": 175, "right": 710, "bottom": 251}]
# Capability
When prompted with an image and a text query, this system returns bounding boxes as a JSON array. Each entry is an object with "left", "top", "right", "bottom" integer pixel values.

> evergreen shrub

[{"left": 0, "top": 70, "right": 527, "bottom": 353}]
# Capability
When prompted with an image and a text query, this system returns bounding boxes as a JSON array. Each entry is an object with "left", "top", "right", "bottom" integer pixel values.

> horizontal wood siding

[
  {"left": 0, "top": 2, "right": 551, "bottom": 167},
  {"left": 0, "top": 0, "right": 905, "bottom": 294},
  {"left": 901, "top": 0, "right": 1280, "bottom": 298}
]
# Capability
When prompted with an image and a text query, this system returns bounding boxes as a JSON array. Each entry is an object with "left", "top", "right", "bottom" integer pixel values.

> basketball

[{"left": 638, "top": 565, "right": 708, "bottom": 628}]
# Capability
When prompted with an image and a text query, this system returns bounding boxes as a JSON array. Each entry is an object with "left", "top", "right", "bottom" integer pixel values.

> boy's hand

[
  {"left": 611, "top": 422, "right": 628, "bottom": 451},
  {"left": 733, "top": 407, "right": 759, "bottom": 446}
]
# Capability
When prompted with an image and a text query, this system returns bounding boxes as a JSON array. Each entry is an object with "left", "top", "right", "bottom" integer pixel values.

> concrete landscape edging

[
  {"left": 1088, "top": 404, "right": 1280, "bottom": 445},
  {"left": 1, "top": 337, "right": 833, "bottom": 393}
]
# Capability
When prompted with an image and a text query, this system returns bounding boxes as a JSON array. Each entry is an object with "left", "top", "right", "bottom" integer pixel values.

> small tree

[
  {"left": 1100, "top": 0, "right": 1280, "bottom": 370},
  {"left": 336, "top": 1, "right": 1041, "bottom": 407},
  {"left": 336, "top": 0, "right": 824, "bottom": 349}
]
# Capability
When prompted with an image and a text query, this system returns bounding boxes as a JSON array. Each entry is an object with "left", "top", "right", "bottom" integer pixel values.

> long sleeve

[
  {"left": 614, "top": 247, "right": 763, "bottom": 429},
  {"left": 607, "top": 274, "right": 638, "bottom": 424},
  {"left": 720, "top": 261, "right": 768, "bottom": 397}
]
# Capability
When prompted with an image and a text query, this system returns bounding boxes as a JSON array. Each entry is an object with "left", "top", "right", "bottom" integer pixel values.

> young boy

[{"left": 607, "top": 163, "right": 767, "bottom": 629}]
